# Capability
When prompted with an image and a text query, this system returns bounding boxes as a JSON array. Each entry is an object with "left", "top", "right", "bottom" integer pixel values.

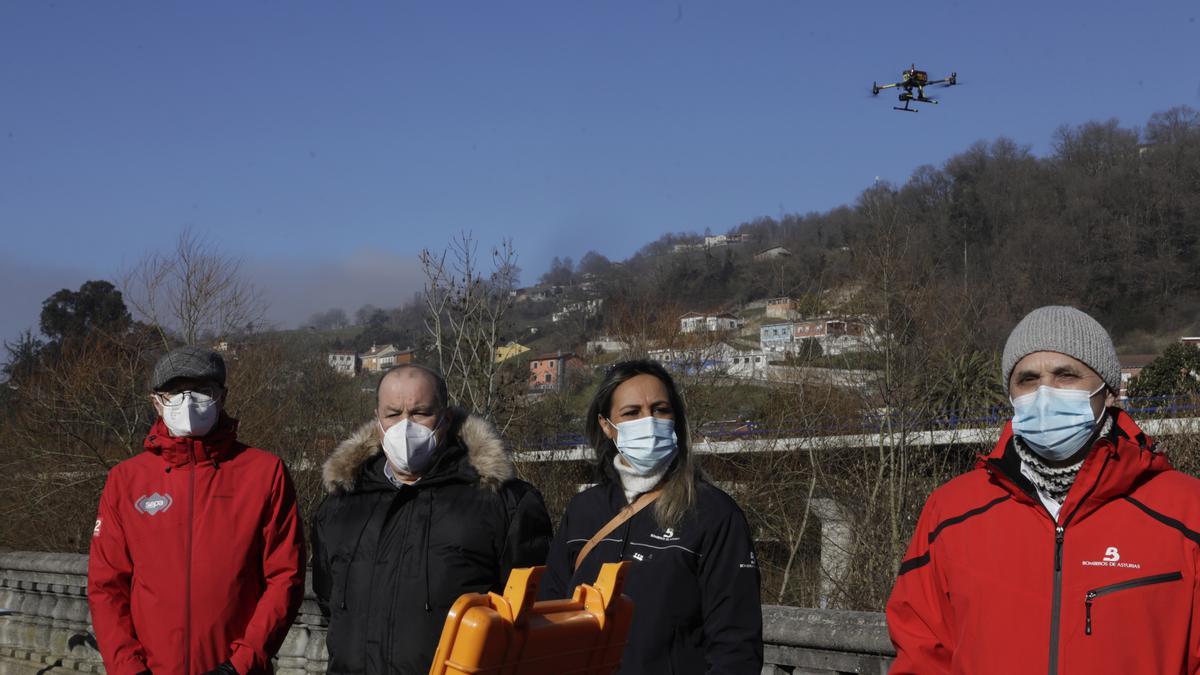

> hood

[
  {"left": 322, "top": 407, "right": 515, "bottom": 494},
  {"left": 144, "top": 412, "right": 240, "bottom": 466}
]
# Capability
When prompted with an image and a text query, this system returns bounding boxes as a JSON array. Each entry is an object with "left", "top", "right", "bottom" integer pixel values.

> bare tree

[
  {"left": 0, "top": 326, "right": 160, "bottom": 551},
  {"left": 123, "top": 229, "right": 267, "bottom": 346},
  {"left": 420, "top": 233, "right": 522, "bottom": 429}
]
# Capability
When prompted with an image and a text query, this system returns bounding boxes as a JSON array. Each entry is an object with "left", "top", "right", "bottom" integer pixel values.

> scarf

[
  {"left": 1014, "top": 413, "right": 1113, "bottom": 504},
  {"left": 612, "top": 454, "right": 667, "bottom": 504}
]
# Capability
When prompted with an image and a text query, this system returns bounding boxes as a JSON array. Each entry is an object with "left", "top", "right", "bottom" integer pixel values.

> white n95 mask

[
  {"left": 161, "top": 391, "right": 220, "bottom": 438},
  {"left": 379, "top": 417, "right": 441, "bottom": 475}
]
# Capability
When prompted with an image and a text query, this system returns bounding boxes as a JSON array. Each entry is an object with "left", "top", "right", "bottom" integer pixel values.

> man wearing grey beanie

[{"left": 887, "top": 306, "right": 1200, "bottom": 674}]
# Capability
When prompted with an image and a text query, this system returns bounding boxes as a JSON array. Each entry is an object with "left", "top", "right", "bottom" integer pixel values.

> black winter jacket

[
  {"left": 539, "top": 480, "right": 763, "bottom": 675},
  {"left": 312, "top": 411, "right": 553, "bottom": 675}
]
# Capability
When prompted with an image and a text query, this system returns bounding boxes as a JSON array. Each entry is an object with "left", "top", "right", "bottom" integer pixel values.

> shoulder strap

[{"left": 574, "top": 489, "right": 663, "bottom": 570}]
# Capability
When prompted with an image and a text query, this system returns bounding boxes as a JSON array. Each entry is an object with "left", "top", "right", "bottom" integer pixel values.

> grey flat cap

[
  {"left": 1001, "top": 306, "right": 1121, "bottom": 392},
  {"left": 150, "top": 346, "right": 226, "bottom": 391}
]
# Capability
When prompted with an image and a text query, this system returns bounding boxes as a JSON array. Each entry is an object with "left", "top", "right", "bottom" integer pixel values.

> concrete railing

[
  {"left": 0, "top": 552, "right": 328, "bottom": 675},
  {"left": 0, "top": 551, "right": 893, "bottom": 675}
]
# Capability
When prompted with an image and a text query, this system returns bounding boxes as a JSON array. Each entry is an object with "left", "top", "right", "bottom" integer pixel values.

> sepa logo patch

[{"left": 134, "top": 493, "right": 173, "bottom": 516}]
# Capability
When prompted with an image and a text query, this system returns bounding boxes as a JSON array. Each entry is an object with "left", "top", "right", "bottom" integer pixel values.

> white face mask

[
  {"left": 606, "top": 415, "right": 678, "bottom": 475},
  {"left": 160, "top": 391, "right": 220, "bottom": 438},
  {"left": 379, "top": 416, "right": 442, "bottom": 476},
  {"left": 1011, "top": 384, "right": 1106, "bottom": 461}
]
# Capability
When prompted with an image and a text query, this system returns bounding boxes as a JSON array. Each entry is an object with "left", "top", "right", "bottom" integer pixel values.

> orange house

[{"left": 528, "top": 351, "right": 585, "bottom": 391}]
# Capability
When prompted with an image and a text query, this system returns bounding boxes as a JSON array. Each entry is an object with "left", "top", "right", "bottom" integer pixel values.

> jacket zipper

[
  {"left": 1084, "top": 571, "right": 1182, "bottom": 635},
  {"left": 186, "top": 445, "right": 196, "bottom": 675},
  {"left": 1046, "top": 452, "right": 1110, "bottom": 675},
  {"left": 384, "top": 486, "right": 415, "bottom": 671},
  {"left": 990, "top": 448, "right": 1110, "bottom": 675},
  {"left": 1048, "top": 525, "right": 1064, "bottom": 674}
]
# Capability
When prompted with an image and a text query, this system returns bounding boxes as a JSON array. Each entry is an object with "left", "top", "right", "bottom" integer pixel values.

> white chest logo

[
  {"left": 650, "top": 527, "right": 680, "bottom": 542},
  {"left": 1081, "top": 545, "right": 1139, "bottom": 569},
  {"left": 134, "top": 493, "right": 173, "bottom": 516}
]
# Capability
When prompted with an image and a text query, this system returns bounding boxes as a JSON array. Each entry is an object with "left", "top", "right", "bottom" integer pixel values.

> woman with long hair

[{"left": 539, "top": 359, "right": 763, "bottom": 674}]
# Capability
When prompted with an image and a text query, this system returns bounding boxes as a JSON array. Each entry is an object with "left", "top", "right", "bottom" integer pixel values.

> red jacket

[
  {"left": 88, "top": 415, "right": 306, "bottom": 675},
  {"left": 887, "top": 410, "right": 1200, "bottom": 674}
]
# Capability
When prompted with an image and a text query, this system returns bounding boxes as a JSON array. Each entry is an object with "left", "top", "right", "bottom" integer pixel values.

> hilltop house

[
  {"left": 327, "top": 350, "right": 360, "bottom": 377},
  {"left": 528, "top": 351, "right": 586, "bottom": 392},
  {"left": 679, "top": 312, "right": 742, "bottom": 334},
  {"left": 1119, "top": 354, "right": 1158, "bottom": 399},
  {"left": 586, "top": 336, "right": 628, "bottom": 355},
  {"left": 361, "top": 344, "right": 414, "bottom": 373},
  {"left": 494, "top": 342, "right": 531, "bottom": 364},
  {"left": 649, "top": 342, "right": 768, "bottom": 379},
  {"left": 764, "top": 297, "right": 798, "bottom": 320},
  {"left": 760, "top": 318, "right": 872, "bottom": 356},
  {"left": 754, "top": 246, "right": 792, "bottom": 262},
  {"left": 551, "top": 298, "right": 604, "bottom": 323}
]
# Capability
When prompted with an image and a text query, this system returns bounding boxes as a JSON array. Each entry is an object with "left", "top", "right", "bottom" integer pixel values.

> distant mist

[{"left": 248, "top": 249, "right": 427, "bottom": 331}]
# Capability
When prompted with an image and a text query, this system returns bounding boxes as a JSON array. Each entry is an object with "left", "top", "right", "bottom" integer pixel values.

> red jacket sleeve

[
  {"left": 1191, "top": 568, "right": 1200, "bottom": 675},
  {"left": 228, "top": 459, "right": 307, "bottom": 674},
  {"left": 87, "top": 469, "right": 150, "bottom": 675},
  {"left": 885, "top": 494, "right": 955, "bottom": 675}
]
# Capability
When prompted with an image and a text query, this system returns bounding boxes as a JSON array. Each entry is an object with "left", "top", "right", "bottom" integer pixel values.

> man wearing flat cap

[
  {"left": 887, "top": 306, "right": 1200, "bottom": 674},
  {"left": 88, "top": 346, "right": 306, "bottom": 675}
]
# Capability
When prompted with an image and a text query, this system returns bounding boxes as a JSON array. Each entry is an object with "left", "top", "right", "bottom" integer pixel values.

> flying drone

[{"left": 872, "top": 64, "right": 958, "bottom": 112}]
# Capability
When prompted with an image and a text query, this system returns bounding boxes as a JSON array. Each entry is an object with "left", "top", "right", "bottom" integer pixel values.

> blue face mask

[
  {"left": 1011, "top": 384, "right": 1106, "bottom": 461},
  {"left": 606, "top": 416, "right": 678, "bottom": 475}
]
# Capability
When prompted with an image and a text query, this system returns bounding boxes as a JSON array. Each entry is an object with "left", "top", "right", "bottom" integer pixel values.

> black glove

[{"left": 201, "top": 662, "right": 237, "bottom": 675}]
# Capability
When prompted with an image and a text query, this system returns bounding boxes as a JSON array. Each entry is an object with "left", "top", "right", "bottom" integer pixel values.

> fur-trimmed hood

[{"left": 321, "top": 407, "right": 514, "bottom": 495}]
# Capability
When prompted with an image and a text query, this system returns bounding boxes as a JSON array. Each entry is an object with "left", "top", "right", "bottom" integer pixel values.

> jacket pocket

[
  {"left": 329, "top": 555, "right": 349, "bottom": 610},
  {"left": 1084, "top": 570, "right": 1182, "bottom": 635}
]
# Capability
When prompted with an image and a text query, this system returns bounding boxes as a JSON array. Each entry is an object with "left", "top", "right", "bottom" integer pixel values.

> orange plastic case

[{"left": 428, "top": 562, "right": 634, "bottom": 675}]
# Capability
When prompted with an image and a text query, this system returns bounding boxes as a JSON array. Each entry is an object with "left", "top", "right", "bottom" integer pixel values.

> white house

[
  {"left": 586, "top": 336, "right": 628, "bottom": 354},
  {"left": 551, "top": 298, "right": 604, "bottom": 323},
  {"left": 760, "top": 322, "right": 797, "bottom": 353},
  {"left": 327, "top": 350, "right": 359, "bottom": 377},
  {"left": 679, "top": 312, "right": 742, "bottom": 334},
  {"left": 649, "top": 342, "right": 769, "bottom": 379},
  {"left": 704, "top": 233, "right": 749, "bottom": 247}
]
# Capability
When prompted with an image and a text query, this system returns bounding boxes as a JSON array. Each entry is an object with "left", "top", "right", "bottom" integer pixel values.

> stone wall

[{"left": 0, "top": 551, "right": 893, "bottom": 675}]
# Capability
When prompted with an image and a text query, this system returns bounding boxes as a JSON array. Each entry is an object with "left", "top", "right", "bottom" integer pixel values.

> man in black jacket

[{"left": 312, "top": 365, "right": 552, "bottom": 674}]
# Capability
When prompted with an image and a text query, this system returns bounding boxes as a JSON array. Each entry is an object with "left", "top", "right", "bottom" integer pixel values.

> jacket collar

[
  {"left": 982, "top": 408, "right": 1171, "bottom": 522},
  {"left": 321, "top": 406, "right": 515, "bottom": 495},
  {"left": 143, "top": 412, "right": 240, "bottom": 467}
]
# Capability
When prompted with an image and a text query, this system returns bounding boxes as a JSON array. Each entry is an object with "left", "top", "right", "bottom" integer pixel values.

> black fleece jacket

[{"left": 539, "top": 480, "right": 763, "bottom": 675}]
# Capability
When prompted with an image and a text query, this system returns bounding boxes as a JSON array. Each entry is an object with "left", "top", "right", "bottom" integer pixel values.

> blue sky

[{"left": 2, "top": 1, "right": 1198, "bottom": 343}]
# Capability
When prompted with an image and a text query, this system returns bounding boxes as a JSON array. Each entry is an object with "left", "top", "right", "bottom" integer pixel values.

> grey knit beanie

[
  {"left": 1001, "top": 306, "right": 1120, "bottom": 393},
  {"left": 150, "top": 346, "right": 226, "bottom": 391}
]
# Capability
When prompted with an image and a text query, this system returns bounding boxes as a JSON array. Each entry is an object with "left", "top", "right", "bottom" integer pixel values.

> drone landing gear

[{"left": 894, "top": 92, "right": 936, "bottom": 112}]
